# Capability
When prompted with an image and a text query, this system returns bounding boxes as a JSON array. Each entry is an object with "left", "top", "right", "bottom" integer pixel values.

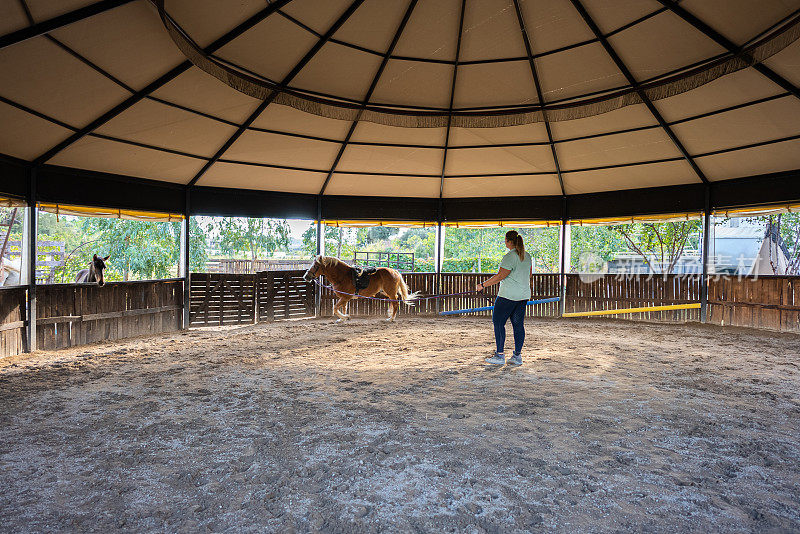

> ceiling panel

[
  {"left": 454, "top": 61, "right": 538, "bottom": 108},
  {"left": 224, "top": 130, "right": 341, "bottom": 169},
  {"left": 518, "top": 0, "right": 596, "bottom": 55},
  {"left": 151, "top": 67, "right": 260, "bottom": 124},
  {"left": 459, "top": 0, "right": 527, "bottom": 62},
  {"left": 198, "top": 162, "right": 326, "bottom": 193},
  {"left": 371, "top": 60, "right": 454, "bottom": 109},
  {"left": 0, "top": 102, "right": 73, "bottom": 160},
  {"left": 337, "top": 145, "right": 444, "bottom": 175},
  {"left": 563, "top": 160, "right": 698, "bottom": 194},
  {"left": 325, "top": 173, "right": 441, "bottom": 197},
  {"left": 392, "top": 0, "right": 462, "bottom": 61},
  {"left": 443, "top": 174, "right": 562, "bottom": 197},
  {"left": 672, "top": 97, "right": 800, "bottom": 155},
  {"left": 697, "top": 139, "right": 800, "bottom": 181},
  {"left": 48, "top": 137, "right": 205, "bottom": 183},
  {"left": 96, "top": 99, "right": 239, "bottom": 157},
  {"left": 0, "top": 37, "right": 130, "bottom": 127},
  {"left": 445, "top": 146, "right": 556, "bottom": 175},
  {"left": 557, "top": 128, "right": 681, "bottom": 171}
]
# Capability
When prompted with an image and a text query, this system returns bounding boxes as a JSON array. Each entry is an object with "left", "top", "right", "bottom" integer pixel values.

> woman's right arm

[{"left": 477, "top": 268, "right": 511, "bottom": 291}]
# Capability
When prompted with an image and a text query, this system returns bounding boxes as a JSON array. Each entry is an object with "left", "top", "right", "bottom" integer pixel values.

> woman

[{"left": 477, "top": 230, "right": 532, "bottom": 366}]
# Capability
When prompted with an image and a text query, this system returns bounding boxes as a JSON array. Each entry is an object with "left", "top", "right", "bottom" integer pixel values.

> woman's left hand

[{"left": 476, "top": 283, "right": 484, "bottom": 292}]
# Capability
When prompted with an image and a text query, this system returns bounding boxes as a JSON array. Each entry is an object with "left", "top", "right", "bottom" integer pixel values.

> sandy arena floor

[{"left": 1, "top": 316, "right": 799, "bottom": 533}]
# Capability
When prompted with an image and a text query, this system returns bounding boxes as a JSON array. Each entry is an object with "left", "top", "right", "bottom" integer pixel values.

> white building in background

[
  {"left": 604, "top": 217, "right": 791, "bottom": 276},
  {"left": 710, "top": 218, "right": 790, "bottom": 275}
]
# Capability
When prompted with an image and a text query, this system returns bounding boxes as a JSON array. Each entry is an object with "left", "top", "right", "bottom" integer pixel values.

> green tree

[
  {"left": 212, "top": 217, "right": 290, "bottom": 261},
  {"left": 612, "top": 221, "right": 701, "bottom": 273},
  {"left": 74, "top": 218, "right": 207, "bottom": 281}
]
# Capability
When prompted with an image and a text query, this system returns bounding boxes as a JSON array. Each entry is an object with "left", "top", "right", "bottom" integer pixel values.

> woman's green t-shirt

[{"left": 498, "top": 250, "right": 532, "bottom": 301}]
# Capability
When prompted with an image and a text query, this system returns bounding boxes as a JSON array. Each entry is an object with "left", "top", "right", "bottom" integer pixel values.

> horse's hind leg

[{"left": 387, "top": 300, "right": 398, "bottom": 322}]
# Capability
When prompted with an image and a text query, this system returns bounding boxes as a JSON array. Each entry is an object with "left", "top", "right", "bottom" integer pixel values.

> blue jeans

[{"left": 492, "top": 296, "right": 526, "bottom": 355}]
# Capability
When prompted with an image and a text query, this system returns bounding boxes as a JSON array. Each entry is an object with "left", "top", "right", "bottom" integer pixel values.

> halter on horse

[
  {"left": 75, "top": 254, "right": 110, "bottom": 286},
  {"left": 304, "top": 256, "right": 418, "bottom": 322}
]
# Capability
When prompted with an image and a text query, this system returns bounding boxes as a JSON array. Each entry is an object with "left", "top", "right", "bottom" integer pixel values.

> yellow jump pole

[{"left": 562, "top": 303, "right": 701, "bottom": 317}]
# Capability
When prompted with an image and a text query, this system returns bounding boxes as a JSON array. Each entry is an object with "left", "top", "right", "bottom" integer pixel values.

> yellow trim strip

[
  {"left": 569, "top": 212, "right": 702, "bottom": 226},
  {"left": 713, "top": 202, "right": 800, "bottom": 218},
  {"left": 323, "top": 220, "right": 438, "bottom": 228},
  {"left": 0, "top": 196, "right": 27, "bottom": 208},
  {"left": 443, "top": 220, "right": 562, "bottom": 228},
  {"left": 37, "top": 203, "right": 184, "bottom": 222},
  {"left": 562, "top": 303, "right": 701, "bottom": 317}
]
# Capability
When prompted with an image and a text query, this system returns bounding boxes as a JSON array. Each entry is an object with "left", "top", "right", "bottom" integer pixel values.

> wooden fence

[
  {"left": 2, "top": 273, "right": 799, "bottom": 358},
  {"left": 708, "top": 275, "right": 800, "bottom": 332},
  {"left": 189, "top": 270, "right": 314, "bottom": 326},
  {"left": 205, "top": 258, "right": 310, "bottom": 274},
  {"left": 564, "top": 274, "right": 702, "bottom": 323},
  {"left": 0, "top": 286, "right": 26, "bottom": 357},
  {"left": 36, "top": 279, "right": 183, "bottom": 351}
]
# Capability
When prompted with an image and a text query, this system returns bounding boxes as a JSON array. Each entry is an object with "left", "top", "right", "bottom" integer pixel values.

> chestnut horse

[{"left": 303, "top": 256, "right": 418, "bottom": 321}]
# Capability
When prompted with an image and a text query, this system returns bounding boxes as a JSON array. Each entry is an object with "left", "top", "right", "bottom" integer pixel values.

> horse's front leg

[{"left": 333, "top": 296, "right": 351, "bottom": 321}]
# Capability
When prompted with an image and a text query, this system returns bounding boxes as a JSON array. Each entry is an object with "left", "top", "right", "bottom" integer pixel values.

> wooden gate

[
  {"left": 189, "top": 273, "right": 256, "bottom": 326},
  {"left": 257, "top": 271, "right": 315, "bottom": 321},
  {"left": 189, "top": 270, "right": 315, "bottom": 326}
]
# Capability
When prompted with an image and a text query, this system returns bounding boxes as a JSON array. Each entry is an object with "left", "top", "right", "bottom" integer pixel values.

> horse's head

[
  {"left": 92, "top": 254, "right": 110, "bottom": 286},
  {"left": 303, "top": 255, "right": 324, "bottom": 282}
]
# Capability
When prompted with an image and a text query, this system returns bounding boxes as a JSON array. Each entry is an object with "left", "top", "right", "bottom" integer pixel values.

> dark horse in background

[
  {"left": 75, "top": 254, "right": 110, "bottom": 286},
  {"left": 304, "top": 256, "right": 418, "bottom": 322}
]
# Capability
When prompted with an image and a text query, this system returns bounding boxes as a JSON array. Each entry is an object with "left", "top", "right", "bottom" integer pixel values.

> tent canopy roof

[{"left": 1, "top": 0, "right": 800, "bottom": 219}]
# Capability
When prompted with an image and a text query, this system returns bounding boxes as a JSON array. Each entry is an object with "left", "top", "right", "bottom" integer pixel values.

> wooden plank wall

[
  {"left": 317, "top": 273, "right": 561, "bottom": 318},
  {"left": 0, "top": 286, "right": 27, "bottom": 357},
  {"left": 257, "top": 270, "right": 315, "bottom": 321},
  {"left": 189, "top": 271, "right": 315, "bottom": 326},
  {"left": 37, "top": 280, "right": 183, "bottom": 350},
  {"left": 564, "top": 274, "right": 701, "bottom": 323},
  {"left": 189, "top": 273, "right": 255, "bottom": 327},
  {"left": 708, "top": 275, "right": 800, "bottom": 332}
]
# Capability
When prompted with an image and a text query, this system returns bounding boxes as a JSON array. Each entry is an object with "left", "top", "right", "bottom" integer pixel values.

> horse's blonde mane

[{"left": 317, "top": 255, "right": 343, "bottom": 268}]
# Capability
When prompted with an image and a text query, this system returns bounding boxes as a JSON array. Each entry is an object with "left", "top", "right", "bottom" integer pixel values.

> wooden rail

[
  {"left": 707, "top": 275, "right": 800, "bottom": 332},
  {"left": 0, "top": 286, "right": 27, "bottom": 357},
  {"left": 564, "top": 274, "right": 702, "bottom": 323},
  {"left": 36, "top": 279, "right": 183, "bottom": 351}
]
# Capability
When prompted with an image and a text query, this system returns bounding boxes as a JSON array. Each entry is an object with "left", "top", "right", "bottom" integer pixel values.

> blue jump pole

[{"left": 439, "top": 297, "right": 560, "bottom": 316}]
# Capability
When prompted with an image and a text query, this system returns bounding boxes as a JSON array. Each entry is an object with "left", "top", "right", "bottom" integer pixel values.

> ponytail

[{"left": 506, "top": 230, "right": 525, "bottom": 260}]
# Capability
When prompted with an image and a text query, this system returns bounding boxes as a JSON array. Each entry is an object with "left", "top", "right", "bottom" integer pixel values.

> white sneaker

[
  {"left": 508, "top": 353, "right": 522, "bottom": 366},
  {"left": 485, "top": 353, "right": 505, "bottom": 365}
]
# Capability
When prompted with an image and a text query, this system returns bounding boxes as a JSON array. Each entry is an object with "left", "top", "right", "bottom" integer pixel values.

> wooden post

[
  {"left": 182, "top": 188, "right": 191, "bottom": 329},
  {"left": 315, "top": 196, "right": 323, "bottom": 317},
  {"left": 559, "top": 196, "right": 568, "bottom": 317},
  {"left": 700, "top": 186, "right": 711, "bottom": 323},
  {"left": 254, "top": 271, "right": 260, "bottom": 323},
  {"left": 25, "top": 168, "right": 37, "bottom": 352},
  {"left": 266, "top": 271, "right": 275, "bottom": 322}
]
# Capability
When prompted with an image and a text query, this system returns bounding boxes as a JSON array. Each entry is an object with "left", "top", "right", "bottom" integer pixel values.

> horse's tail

[{"left": 397, "top": 276, "right": 419, "bottom": 306}]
